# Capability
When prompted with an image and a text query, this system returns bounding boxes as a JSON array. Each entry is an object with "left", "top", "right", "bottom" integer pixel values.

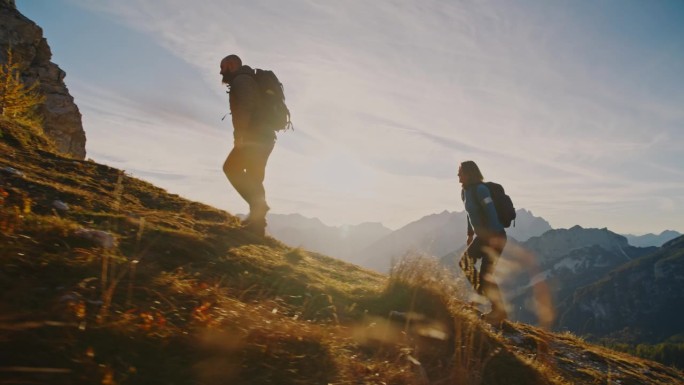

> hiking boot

[
  {"left": 463, "top": 301, "right": 482, "bottom": 317},
  {"left": 242, "top": 202, "right": 270, "bottom": 227},
  {"left": 482, "top": 309, "right": 507, "bottom": 326},
  {"left": 244, "top": 217, "right": 267, "bottom": 237}
]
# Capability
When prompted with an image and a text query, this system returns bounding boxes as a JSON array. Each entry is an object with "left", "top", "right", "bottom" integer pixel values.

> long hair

[{"left": 460, "top": 160, "right": 484, "bottom": 185}]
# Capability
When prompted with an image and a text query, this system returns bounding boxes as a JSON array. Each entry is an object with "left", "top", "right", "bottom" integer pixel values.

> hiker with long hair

[
  {"left": 220, "top": 54, "right": 276, "bottom": 236},
  {"left": 457, "top": 160, "right": 508, "bottom": 325}
]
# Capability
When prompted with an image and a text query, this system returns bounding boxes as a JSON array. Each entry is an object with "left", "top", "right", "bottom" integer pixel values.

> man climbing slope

[{"left": 219, "top": 54, "right": 276, "bottom": 236}]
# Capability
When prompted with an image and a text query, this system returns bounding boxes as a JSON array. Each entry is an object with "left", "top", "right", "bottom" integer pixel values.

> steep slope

[
  {"left": 0, "top": 120, "right": 389, "bottom": 384},
  {"left": 3, "top": 119, "right": 683, "bottom": 384}
]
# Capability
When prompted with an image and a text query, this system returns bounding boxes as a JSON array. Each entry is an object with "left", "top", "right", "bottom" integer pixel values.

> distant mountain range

[
  {"left": 622, "top": 230, "right": 682, "bottom": 248},
  {"left": 498, "top": 226, "right": 657, "bottom": 326},
  {"left": 558, "top": 235, "right": 684, "bottom": 343},
  {"left": 359, "top": 209, "right": 552, "bottom": 272},
  {"left": 265, "top": 209, "right": 552, "bottom": 272},
  {"left": 264, "top": 211, "right": 681, "bottom": 274},
  {"left": 260, "top": 211, "right": 684, "bottom": 346},
  {"left": 469, "top": 225, "right": 684, "bottom": 346},
  {"left": 264, "top": 213, "right": 392, "bottom": 262}
]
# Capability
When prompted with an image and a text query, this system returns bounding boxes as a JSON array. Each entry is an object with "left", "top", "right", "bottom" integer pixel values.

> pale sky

[{"left": 17, "top": 0, "right": 684, "bottom": 235}]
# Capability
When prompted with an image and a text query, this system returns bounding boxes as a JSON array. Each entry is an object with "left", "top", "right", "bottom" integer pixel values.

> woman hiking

[{"left": 457, "top": 160, "right": 508, "bottom": 325}]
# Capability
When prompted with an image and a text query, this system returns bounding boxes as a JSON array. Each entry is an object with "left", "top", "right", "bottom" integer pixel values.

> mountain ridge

[
  {"left": 265, "top": 209, "right": 553, "bottom": 272},
  {"left": 479, "top": 225, "right": 684, "bottom": 361},
  {"left": 263, "top": 212, "right": 392, "bottom": 262},
  {"left": 558, "top": 234, "right": 684, "bottom": 343},
  {"left": 623, "top": 230, "right": 682, "bottom": 248}
]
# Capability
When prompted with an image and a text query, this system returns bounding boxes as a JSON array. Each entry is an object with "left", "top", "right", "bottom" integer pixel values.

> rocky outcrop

[{"left": 0, "top": 1, "right": 86, "bottom": 158}]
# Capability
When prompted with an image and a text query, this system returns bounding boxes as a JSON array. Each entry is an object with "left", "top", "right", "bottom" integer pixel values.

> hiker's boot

[
  {"left": 245, "top": 217, "right": 267, "bottom": 237},
  {"left": 465, "top": 301, "right": 483, "bottom": 317},
  {"left": 241, "top": 215, "right": 252, "bottom": 227},
  {"left": 482, "top": 306, "right": 507, "bottom": 327},
  {"left": 242, "top": 201, "right": 270, "bottom": 227},
  {"left": 240, "top": 213, "right": 256, "bottom": 227}
]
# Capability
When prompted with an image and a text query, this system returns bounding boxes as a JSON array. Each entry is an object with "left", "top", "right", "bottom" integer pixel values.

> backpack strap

[{"left": 474, "top": 183, "right": 490, "bottom": 227}]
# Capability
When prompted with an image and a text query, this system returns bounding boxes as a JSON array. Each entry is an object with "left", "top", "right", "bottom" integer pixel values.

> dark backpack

[
  {"left": 252, "top": 69, "right": 293, "bottom": 132},
  {"left": 482, "top": 182, "right": 516, "bottom": 228},
  {"left": 462, "top": 182, "right": 516, "bottom": 228}
]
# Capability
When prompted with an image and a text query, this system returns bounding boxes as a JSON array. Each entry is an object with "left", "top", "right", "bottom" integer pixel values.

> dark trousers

[
  {"left": 223, "top": 142, "right": 274, "bottom": 213},
  {"left": 459, "top": 234, "right": 507, "bottom": 311}
]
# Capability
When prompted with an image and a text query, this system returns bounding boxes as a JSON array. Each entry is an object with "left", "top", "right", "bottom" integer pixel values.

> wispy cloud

[{"left": 51, "top": 0, "right": 684, "bottom": 233}]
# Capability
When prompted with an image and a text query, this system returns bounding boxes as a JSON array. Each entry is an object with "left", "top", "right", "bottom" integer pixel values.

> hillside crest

[{"left": 2, "top": 117, "right": 684, "bottom": 384}]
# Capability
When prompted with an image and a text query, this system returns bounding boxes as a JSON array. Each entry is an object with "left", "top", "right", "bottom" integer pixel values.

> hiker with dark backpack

[
  {"left": 219, "top": 54, "right": 291, "bottom": 236},
  {"left": 457, "top": 160, "right": 514, "bottom": 326}
]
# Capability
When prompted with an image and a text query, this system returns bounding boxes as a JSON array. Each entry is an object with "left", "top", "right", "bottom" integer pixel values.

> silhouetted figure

[
  {"left": 220, "top": 54, "right": 275, "bottom": 236},
  {"left": 457, "top": 160, "right": 508, "bottom": 325}
]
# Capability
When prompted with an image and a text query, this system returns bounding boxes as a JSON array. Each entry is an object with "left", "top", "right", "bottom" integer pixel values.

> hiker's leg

[
  {"left": 224, "top": 146, "right": 251, "bottom": 203},
  {"left": 479, "top": 235, "right": 507, "bottom": 314},
  {"left": 242, "top": 142, "right": 274, "bottom": 217},
  {"left": 460, "top": 237, "right": 486, "bottom": 293}
]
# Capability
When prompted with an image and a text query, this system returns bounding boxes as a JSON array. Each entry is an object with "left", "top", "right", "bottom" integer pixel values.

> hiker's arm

[
  {"left": 476, "top": 185, "right": 500, "bottom": 232},
  {"left": 464, "top": 188, "right": 474, "bottom": 243}
]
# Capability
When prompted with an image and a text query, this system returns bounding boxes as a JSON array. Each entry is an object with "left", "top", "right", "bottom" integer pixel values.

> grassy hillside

[{"left": 2, "top": 117, "right": 683, "bottom": 384}]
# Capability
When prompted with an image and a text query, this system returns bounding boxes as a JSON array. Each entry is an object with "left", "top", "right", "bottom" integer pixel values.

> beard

[{"left": 221, "top": 72, "right": 234, "bottom": 85}]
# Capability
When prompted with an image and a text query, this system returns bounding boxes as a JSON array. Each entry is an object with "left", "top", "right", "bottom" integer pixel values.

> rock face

[{"left": 0, "top": 0, "right": 86, "bottom": 159}]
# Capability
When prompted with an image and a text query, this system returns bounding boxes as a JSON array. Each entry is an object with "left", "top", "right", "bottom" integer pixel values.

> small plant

[
  {"left": 0, "top": 48, "right": 46, "bottom": 128},
  {"left": 284, "top": 247, "right": 306, "bottom": 263},
  {"left": 0, "top": 187, "right": 30, "bottom": 235},
  {"left": 0, "top": 187, "right": 16, "bottom": 234}
]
